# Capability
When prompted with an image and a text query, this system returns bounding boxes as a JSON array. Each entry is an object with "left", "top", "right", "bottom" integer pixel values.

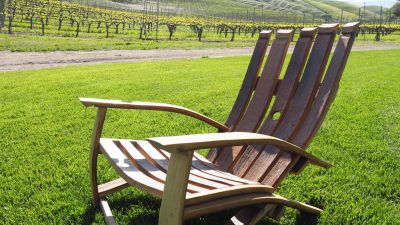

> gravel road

[{"left": 1, "top": 42, "right": 399, "bottom": 72}]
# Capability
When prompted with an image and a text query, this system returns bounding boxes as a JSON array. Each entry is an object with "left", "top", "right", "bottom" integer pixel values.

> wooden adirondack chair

[{"left": 80, "top": 22, "right": 360, "bottom": 225}]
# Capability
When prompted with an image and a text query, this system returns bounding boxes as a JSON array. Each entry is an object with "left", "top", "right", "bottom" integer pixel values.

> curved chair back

[{"left": 207, "top": 22, "right": 360, "bottom": 188}]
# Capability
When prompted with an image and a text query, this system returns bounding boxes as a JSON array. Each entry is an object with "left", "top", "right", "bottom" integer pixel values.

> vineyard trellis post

[
  {"left": 155, "top": 0, "right": 159, "bottom": 41},
  {"left": 340, "top": 9, "right": 343, "bottom": 24}
]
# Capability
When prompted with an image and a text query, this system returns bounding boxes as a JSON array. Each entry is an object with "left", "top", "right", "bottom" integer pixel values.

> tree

[
  {"left": 0, "top": 0, "right": 5, "bottom": 28},
  {"left": 321, "top": 14, "right": 332, "bottom": 23},
  {"left": 392, "top": 2, "right": 400, "bottom": 17}
]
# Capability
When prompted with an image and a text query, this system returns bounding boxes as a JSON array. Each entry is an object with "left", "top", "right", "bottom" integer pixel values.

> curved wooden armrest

[
  {"left": 147, "top": 132, "right": 331, "bottom": 169},
  {"left": 80, "top": 98, "right": 229, "bottom": 131}
]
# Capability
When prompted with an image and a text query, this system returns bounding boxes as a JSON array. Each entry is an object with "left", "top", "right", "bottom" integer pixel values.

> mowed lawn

[{"left": 0, "top": 50, "right": 399, "bottom": 224}]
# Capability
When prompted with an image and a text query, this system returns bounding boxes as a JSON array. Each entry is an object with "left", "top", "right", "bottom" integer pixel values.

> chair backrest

[{"left": 207, "top": 22, "right": 360, "bottom": 189}]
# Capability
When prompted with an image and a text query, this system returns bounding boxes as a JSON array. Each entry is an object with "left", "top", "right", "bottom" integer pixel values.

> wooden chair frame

[{"left": 81, "top": 22, "right": 360, "bottom": 225}]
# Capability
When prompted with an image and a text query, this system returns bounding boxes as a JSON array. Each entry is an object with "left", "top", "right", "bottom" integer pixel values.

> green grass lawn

[
  {"left": 1, "top": 30, "right": 400, "bottom": 52},
  {"left": 0, "top": 32, "right": 259, "bottom": 52},
  {"left": 0, "top": 50, "right": 399, "bottom": 224}
]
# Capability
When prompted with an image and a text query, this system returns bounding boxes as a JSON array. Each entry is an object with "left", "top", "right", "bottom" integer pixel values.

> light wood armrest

[
  {"left": 147, "top": 132, "right": 331, "bottom": 169},
  {"left": 80, "top": 98, "right": 229, "bottom": 131}
]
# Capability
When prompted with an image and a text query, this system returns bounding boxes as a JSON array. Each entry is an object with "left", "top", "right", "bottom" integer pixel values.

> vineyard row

[{"left": 1, "top": 0, "right": 399, "bottom": 41}]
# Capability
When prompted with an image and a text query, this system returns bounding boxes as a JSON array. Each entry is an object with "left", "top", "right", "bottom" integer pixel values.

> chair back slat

[
  {"left": 234, "top": 30, "right": 293, "bottom": 133},
  {"left": 212, "top": 30, "right": 293, "bottom": 171},
  {"left": 288, "top": 24, "right": 359, "bottom": 173},
  {"left": 259, "top": 28, "right": 318, "bottom": 136},
  {"left": 207, "top": 22, "right": 359, "bottom": 188},
  {"left": 231, "top": 28, "right": 317, "bottom": 177},
  {"left": 293, "top": 23, "right": 360, "bottom": 149},
  {"left": 242, "top": 24, "right": 339, "bottom": 182},
  {"left": 260, "top": 23, "right": 360, "bottom": 186},
  {"left": 224, "top": 31, "right": 273, "bottom": 130},
  {"left": 206, "top": 31, "right": 272, "bottom": 163}
]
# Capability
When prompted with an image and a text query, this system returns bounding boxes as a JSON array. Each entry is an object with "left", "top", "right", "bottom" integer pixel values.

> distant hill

[{"left": 109, "top": 0, "right": 387, "bottom": 22}]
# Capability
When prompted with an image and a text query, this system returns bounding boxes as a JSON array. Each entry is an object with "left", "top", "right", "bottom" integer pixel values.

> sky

[{"left": 337, "top": 0, "right": 397, "bottom": 7}]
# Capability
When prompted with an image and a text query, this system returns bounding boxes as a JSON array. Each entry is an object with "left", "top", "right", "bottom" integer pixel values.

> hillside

[{"left": 108, "top": 0, "right": 385, "bottom": 22}]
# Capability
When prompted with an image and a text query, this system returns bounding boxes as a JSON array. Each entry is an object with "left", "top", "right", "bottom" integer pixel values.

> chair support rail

[
  {"left": 147, "top": 132, "right": 331, "bottom": 169},
  {"left": 80, "top": 98, "right": 229, "bottom": 131}
]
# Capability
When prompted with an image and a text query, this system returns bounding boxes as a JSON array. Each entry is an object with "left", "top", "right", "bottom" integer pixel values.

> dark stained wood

[
  {"left": 223, "top": 30, "right": 272, "bottom": 130},
  {"left": 207, "top": 31, "right": 272, "bottom": 162},
  {"left": 243, "top": 24, "right": 339, "bottom": 183},
  {"left": 288, "top": 23, "right": 360, "bottom": 174},
  {"left": 262, "top": 24, "right": 359, "bottom": 186},
  {"left": 231, "top": 28, "right": 316, "bottom": 177},
  {"left": 213, "top": 30, "right": 293, "bottom": 171}
]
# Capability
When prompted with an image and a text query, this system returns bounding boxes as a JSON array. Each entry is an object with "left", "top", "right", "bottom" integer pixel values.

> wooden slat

[
  {"left": 147, "top": 132, "right": 300, "bottom": 153},
  {"left": 185, "top": 184, "right": 273, "bottom": 206},
  {"left": 156, "top": 143, "right": 256, "bottom": 185},
  {"left": 213, "top": 30, "right": 293, "bottom": 171},
  {"left": 261, "top": 25, "right": 358, "bottom": 186},
  {"left": 293, "top": 24, "right": 360, "bottom": 149},
  {"left": 341, "top": 21, "right": 361, "bottom": 34},
  {"left": 80, "top": 98, "right": 229, "bottom": 131},
  {"left": 318, "top": 23, "right": 339, "bottom": 34},
  {"left": 260, "top": 27, "right": 317, "bottom": 136},
  {"left": 130, "top": 141, "right": 236, "bottom": 191},
  {"left": 119, "top": 140, "right": 211, "bottom": 193},
  {"left": 275, "top": 29, "right": 294, "bottom": 39},
  {"left": 208, "top": 31, "right": 272, "bottom": 162},
  {"left": 98, "top": 178, "right": 130, "bottom": 197},
  {"left": 223, "top": 30, "right": 272, "bottom": 130},
  {"left": 99, "top": 139, "right": 164, "bottom": 197},
  {"left": 231, "top": 28, "right": 316, "bottom": 177},
  {"left": 136, "top": 141, "right": 245, "bottom": 186},
  {"left": 184, "top": 193, "right": 322, "bottom": 220},
  {"left": 288, "top": 27, "right": 359, "bottom": 174},
  {"left": 193, "top": 153, "right": 259, "bottom": 184},
  {"left": 243, "top": 25, "right": 338, "bottom": 183},
  {"left": 147, "top": 132, "right": 330, "bottom": 168}
]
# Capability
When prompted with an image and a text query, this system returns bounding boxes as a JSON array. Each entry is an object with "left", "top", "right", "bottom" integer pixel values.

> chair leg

[
  {"left": 90, "top": 150, "right": 100, "bottom": 208},
  {"left": 267, "top": 205, "right": 285, "bottom": 220},
  {"left": 225, "top": 204, "right": 275, "bottom": 225},
  {"left": 89, "top": 107, "right": 107, "bottom": 208},
  {"left": 100, "top": 197, "right": 117, "bottom": 225}
]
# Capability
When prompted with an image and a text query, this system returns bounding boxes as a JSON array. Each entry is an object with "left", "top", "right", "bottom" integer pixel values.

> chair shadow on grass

[
  {"left": 295, "top": 198, "right": 323, "bottom": 225},
  {"left": 78, "top": 192, "right": 160, "bottom": 225},
  {"left": 79, "top": 191, "right": 321, "bottom": 225}
]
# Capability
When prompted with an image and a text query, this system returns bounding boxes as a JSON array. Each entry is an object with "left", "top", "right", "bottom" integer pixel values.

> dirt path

[{"left": 1, "top": 42, "right": 399, "bottom": 72}]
